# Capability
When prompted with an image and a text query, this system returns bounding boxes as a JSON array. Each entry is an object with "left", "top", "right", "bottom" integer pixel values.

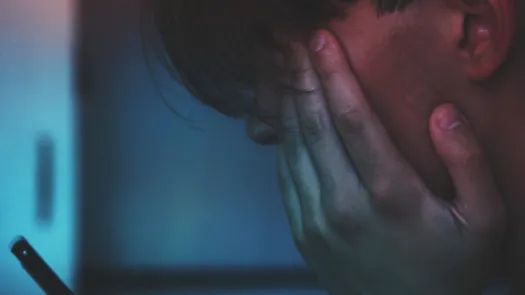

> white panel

[{"left": 0, "top": 0, "right": 77, "bottom": 294}]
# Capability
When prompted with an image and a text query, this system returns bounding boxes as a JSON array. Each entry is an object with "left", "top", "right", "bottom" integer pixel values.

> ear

[{"left": 451, "top": 0, "right": 516, "bottom": 80}]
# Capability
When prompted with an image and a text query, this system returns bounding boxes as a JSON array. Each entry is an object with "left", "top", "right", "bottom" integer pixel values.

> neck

[{"left": 478, "top": 76, "right": 525, "bottom": 292}]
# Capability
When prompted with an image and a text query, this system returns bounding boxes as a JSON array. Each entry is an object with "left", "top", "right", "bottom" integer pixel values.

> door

[{"left": 0, "top": 0, "right": 77, "bottom": 293}]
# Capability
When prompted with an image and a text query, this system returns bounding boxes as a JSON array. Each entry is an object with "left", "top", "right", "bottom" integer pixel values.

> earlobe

[{"left": 456, "top": 0, "right": 515, "bottom": 81}]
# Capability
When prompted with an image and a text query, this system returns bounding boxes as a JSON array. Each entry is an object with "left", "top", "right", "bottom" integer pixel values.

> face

[
  {"left": 248, "top": 0, "right": 484, "bottom": 199},
  {"left": 245, "top": 0, "right": 525, "bottom": 284}
]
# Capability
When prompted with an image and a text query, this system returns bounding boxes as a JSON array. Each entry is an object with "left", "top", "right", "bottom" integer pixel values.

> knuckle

[
  {"left": 281, "top": 116, "right": 300, "bottom": 136},
  {"left": 324, "top": 202, "right": 364, "bottom": 238},
  {"left": 369, "top": 178, "right": 412, "bottom": 221},
  {"left": 371, "top": 178, "right": 396, "bottom": 201},
  {"left": 294, "top": 69, "right": 318, "bottom": 90},
  {"left": 322, "top": 67, "right": 341, "bottom": 82},
  {"left": 334, "top": 106, "right": 366, "bottom": 135},
  {"left": 452, "top": 146, "right": 485, "bottom": 167},
  {"left": 298, "top": 111, "right": 329, "bottom": 144}
]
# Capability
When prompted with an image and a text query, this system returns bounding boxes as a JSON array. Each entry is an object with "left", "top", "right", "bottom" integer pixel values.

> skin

[
  {"left": 279, "top": 32, "right": 504, "bottom": 295},
  {"left": 246, "top": 0, "right": 525, "bottom": 292}
]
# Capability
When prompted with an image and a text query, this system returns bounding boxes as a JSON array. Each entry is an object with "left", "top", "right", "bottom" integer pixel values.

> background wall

[
  {"left": 77, "top": 0, "right": 321, "bottom": 294},
  {"left": 0, "top": 0, "right": 321, "bottom": 294},
  {"left": 0, "top": 0, "right": 77, "bottom": 294}
]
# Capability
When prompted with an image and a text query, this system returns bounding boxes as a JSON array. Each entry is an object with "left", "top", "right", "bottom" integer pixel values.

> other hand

[{"left": 277, "top": 30, "right": 507, "bottom": 295}]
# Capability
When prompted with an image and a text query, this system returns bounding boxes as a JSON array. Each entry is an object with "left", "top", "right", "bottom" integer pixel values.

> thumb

[{"left": 429, "top": 104, "right": 504, "bottom": 229}]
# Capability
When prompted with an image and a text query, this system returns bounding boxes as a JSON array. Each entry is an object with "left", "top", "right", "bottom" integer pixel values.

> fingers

[
  {"left": 287, "top": 43, "right": 363, "bottom": 215},
  {"left": 308, "top": 30, "right": 427, "bottom": 216},
  {"left": 278, "top": 147, "right": 321, "bottom": 268},
  {"left": 278, "top": 148, "right": 357, "bottom": 294},
  {"left": 429, "top": 104, "right": 506, "bottom": 229},
  {"left": 280, "top": 92, "right": 326, "bottom": 239},
  {"left": 277, "top": 146, "right": 305, "bottom": 247}
]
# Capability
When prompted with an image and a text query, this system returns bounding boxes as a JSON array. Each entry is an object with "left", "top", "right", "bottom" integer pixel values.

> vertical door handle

[{"left": 35, "top": 133, "right": 54, "bottom": 224}]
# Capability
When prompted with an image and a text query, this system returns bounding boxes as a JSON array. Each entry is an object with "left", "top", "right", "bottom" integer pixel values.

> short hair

[{"left": 144, "top": 0, "right": 416, "bottom": 118}]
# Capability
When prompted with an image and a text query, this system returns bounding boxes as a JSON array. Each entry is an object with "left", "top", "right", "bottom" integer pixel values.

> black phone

[{"left": 10, "top": 236, "right": 74, "bottom": 295}]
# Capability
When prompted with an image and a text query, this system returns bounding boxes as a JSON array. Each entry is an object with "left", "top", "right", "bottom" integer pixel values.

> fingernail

[
  {"left": 310, "top": 31, "right": 326, "bottom": 53},
  {"left": 439, "top": 107, "right": 462, "bottom": 131}
]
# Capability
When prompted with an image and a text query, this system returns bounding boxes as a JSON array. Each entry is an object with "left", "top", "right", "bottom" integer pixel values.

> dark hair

[{"left": 144, "top": 0, "right": 416, "bottom": 118}]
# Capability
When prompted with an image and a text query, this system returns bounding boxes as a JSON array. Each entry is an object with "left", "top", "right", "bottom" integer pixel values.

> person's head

[{"left": 146, "top": 0, "right": 525, "bottom": 280}]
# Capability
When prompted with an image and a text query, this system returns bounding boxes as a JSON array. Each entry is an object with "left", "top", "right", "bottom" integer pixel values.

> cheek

[
  {"left": 359, "top": 56, "right": 455, "bottom": 199},
  {"left": 330, "top": 18, "right": 456, "bottom": 199}
]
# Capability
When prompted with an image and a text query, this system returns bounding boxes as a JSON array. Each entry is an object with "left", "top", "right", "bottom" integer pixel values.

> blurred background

[{"left": 0, "top": 0, "right": 324, "bottom": 294}]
